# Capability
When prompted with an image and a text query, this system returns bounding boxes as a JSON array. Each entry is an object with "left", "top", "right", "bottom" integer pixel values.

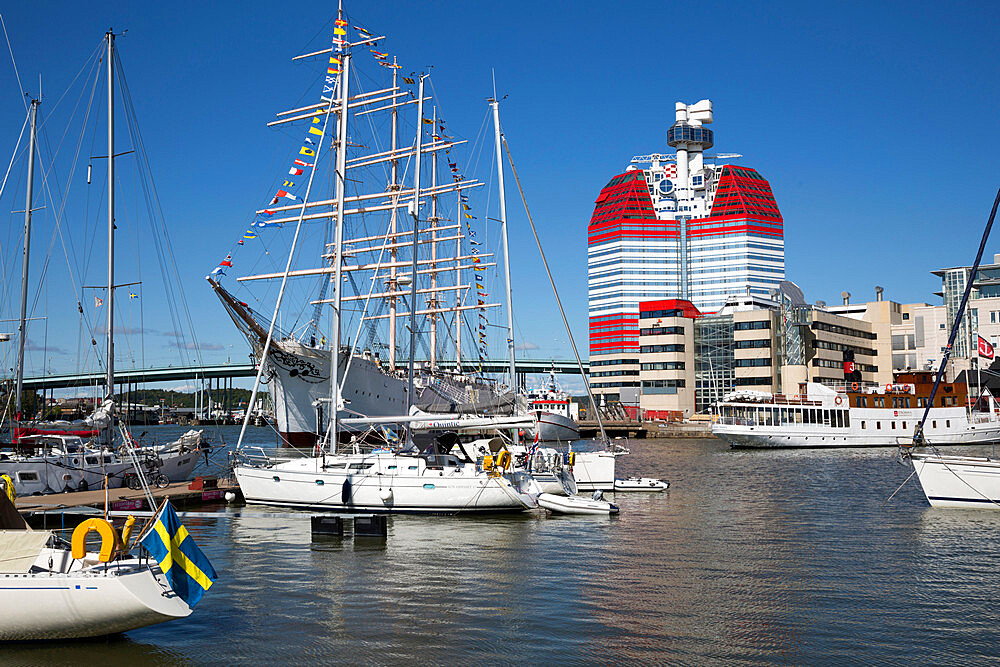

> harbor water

[{"left": 8, "top": 426, "right": 1000, "bottom": 664}]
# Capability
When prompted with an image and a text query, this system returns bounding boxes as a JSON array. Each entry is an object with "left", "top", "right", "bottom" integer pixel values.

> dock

[
  {"left": 14, "top": 478, "right": 241, "bottom": 528},
  {"left": 578, "top": 420, "right": 715, "bottom": 439}
]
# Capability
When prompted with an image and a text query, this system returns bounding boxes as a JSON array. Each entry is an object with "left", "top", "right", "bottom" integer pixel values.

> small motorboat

[
  {"left": 613, "top": 477, "right": 669, "bottom": 492},
  {"left": 537, "top": 492, "right": 619, "bottom": 515}
]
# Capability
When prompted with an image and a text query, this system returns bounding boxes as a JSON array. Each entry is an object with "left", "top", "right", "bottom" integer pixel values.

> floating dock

[{"left": 14, "top": 478, "right": 241, "bottom": 528}]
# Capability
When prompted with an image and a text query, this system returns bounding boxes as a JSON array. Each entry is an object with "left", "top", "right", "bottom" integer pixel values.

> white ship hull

[
  {"left": 235, "top": 453, "right": 539, "bottom": 513},
  {"left": 532, "top": 411, "right": 580, "bottom": 442},
  {"left": 911, "top": 453, "right": 1000, "bottom": 508},
  {"left": 0, "top": 557, "right": 191, "bottom": 640},
  {"left": 0, "top": 448, "right": 201, "bottom": 495},
  {"left": 714, "top": 405, "right": 1000, "bottom": 449},
  {"left": 267, "top": 342, "right": 407, "bottom": 447}
]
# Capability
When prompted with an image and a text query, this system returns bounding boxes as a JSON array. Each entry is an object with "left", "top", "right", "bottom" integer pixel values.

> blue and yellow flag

[{"left": 139, "top": 500, "right": 217, "bottom": 608}]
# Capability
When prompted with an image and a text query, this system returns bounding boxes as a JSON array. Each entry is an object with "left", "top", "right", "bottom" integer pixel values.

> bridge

[{"left": 21, "top": 358, "right": 589, "bottom": 390}]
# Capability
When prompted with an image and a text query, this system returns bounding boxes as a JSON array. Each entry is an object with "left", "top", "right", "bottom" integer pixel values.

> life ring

[
  {"left": 851, "top": 382, "right": 859, "bottom": 392},
  {"left": 834, "top": 396, "right": 843, "bottom": 406},
  {"left": 495, "top": 450, "right": 511, "bottom": 471},
  {"left": 885, "top": 383, "right": 893, "bottom": 393},
  {"left": 71, "top": 518, "right": 122, "bottom": 562}
]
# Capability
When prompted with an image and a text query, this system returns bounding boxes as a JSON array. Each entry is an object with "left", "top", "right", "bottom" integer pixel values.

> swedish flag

[{"left": 139, "top": 500, "right": 217, "bottom": 608}]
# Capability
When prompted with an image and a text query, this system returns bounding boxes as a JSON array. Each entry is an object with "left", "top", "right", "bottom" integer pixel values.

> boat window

[
  {"left": 408, "top": 465, "right": 418, "bottom": 470},
  {"left": 946, "top": 419, "right": 951, "bottom": 428},
  {"left": 86, "top": 456, "right": 99, "bottom": 465},
  {"left": 387, "top": 465, "right": 397, "bottom": 470},
  {"left": 932, "top": 420, "right": 937, "bottom": 428},
  {"left": 902, "top": 422, "right": 907, "bottom": 431},
  {"left": 876, "top": 422, "right": 881, "bottom": 430},
  {"left": 17, "top": 471, "right": 38, "bottom": 482},
  {"left": 891, "top": 421, "right": 896, "bottom": 430},
  {"left": 861, "top": 421, "right": 866, "bottom": 429},
  {"left": 904, "top": 398, "right": 911, "bottom": 408},
  {"left": 794, "top": 409, "right": 802, "bottom": 424},
  {"left": 823, "top": 410, "right": 830, "bottom": 425},
  {"left": 348, "top": 463, "right": 373, "bottom": 470}
]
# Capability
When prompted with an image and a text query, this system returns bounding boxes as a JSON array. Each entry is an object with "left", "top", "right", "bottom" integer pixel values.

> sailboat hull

[
  {"left": 0, "top": 560, "right": 191, "bottom": 640},
  {"left": 235, "top": 455, "right": 537, "bottom": 513},
  {"left": 911, "top": 452, "right": 1000, "bottom": 508}
]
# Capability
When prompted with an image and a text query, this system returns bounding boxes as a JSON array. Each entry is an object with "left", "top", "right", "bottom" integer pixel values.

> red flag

[
  {"left": 843, "top": 361, "right": 855, "bottom": 375},
  {"left": 294, "top": 159, "right": 314, "bottom": 167},
  {"left": 979, "top": 335, "right": 995, "bottom": 360}
]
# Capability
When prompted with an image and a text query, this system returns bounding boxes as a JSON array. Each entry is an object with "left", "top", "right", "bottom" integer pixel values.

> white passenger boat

[
  {"left": 713, "top": 372, "right": 1000, "bottom": 449},
  {"left": 537, "top": 492, "right": 619, "bottom": 515}
]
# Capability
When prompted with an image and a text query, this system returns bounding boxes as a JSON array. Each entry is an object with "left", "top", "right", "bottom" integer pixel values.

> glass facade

[{"left": 694, "top": 314, "right": 734, "bottom": 413}]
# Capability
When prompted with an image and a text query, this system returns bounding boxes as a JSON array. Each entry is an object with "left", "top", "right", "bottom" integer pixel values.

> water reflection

[{"left": 14, "top": 427, "right": 1000, "bottom": 663}]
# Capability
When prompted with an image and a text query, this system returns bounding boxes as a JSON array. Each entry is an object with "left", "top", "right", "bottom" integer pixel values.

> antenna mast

[{"left": 15, "top": 98, "right": 39, "bottom": 419}]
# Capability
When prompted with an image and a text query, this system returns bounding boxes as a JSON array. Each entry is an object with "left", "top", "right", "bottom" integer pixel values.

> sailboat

[
  {"left": 904, "top": 188, "right": 1000, "bottom": 508},
  {"left": 229, "top": 7, "right": 541, "bottom": 512},
  {"left": 0, "top": 32, "right": 206, "bottom": 495},
  {"left": 0, "top": 32, "right": 215, "bottom": 642}
]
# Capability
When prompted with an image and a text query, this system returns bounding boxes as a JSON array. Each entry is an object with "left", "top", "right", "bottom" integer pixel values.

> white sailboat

[
  {"left": 0, "top": 44, "right": 206, "bottom": 495},
  {"left": 0, "top": 32, "right": 214, "bottom": 641},
  {"left": 904, "top": 188, "right": 1000, "bottom": 508}
]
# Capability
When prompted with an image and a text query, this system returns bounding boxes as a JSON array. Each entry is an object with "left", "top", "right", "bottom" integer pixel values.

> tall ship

[
  {"left": 713, "top": 371, "right": 1000, "bottom": 448},
  {"left": 208, "top": 8, "right": 523, "bottom": 448}
]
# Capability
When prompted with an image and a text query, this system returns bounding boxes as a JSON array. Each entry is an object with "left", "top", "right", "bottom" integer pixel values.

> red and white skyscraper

[{"left": 588, "top": 100, "right": 785, "bottom": 398}]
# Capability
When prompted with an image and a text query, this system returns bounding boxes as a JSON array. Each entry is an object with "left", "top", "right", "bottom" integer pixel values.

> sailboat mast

[
  {"left": 406, "top": 75, "right": 426, "bottom": 409},
  {"left": 106, "top": 30, "right": 116, "bottom": 403},
  {"left": 492, "top": 99, "right": 517, "bottom": 424},
  {"left": 429, "top": 106, "right": 438, "bottom": 369},
  {"left": 327, "top": 48, "right": 352, "bottom": 448},
  {"left": 388, "top": 59, "right": 399, "bottom": 371},
  {"left": 15, "top": 99, "right": 39, "bottom": 418}
]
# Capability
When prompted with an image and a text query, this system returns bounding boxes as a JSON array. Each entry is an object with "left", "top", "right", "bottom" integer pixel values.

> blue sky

[{"left": 0, "top": 1, "right": 998, "bottom": 386}]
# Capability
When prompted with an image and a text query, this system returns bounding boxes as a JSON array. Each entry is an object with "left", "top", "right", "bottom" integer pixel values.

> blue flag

[{"left": 139, "top": 500, "right": 217, "bottom": 608}]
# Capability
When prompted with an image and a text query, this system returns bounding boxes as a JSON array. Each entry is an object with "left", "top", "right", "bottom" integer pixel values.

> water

[{"left": 7, "top": 427, "right": 1000, "bottom": 664}]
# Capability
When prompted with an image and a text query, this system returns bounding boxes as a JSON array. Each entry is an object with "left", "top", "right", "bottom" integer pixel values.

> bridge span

[{"left": 22, "top": 358, "right": 589, "bottom": 391}]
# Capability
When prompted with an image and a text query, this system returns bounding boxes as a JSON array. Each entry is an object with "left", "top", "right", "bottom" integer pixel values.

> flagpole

[{"left": 429, "top": 105, "right": 439, "bottom": 370}]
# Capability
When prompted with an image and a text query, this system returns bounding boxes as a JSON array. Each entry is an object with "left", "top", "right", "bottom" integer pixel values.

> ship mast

[
  {"left": 387, "top": 58, "right": 399, "bottom": 370},
  {"left": 105, "top": 30, "right": 116, "bottom": 406},
  {"left": 428, "top": 106, "right": 439, "bottom": 369},
  {"left": 15, "top": 98, "right": 39, "bottom": 419},
  {"left": 405, "top": 75, "right": 426, "bottom": 411},
  {"left": 491, "top": 97, "right": 517, "bottom": 440},
  {"left": 327, "top": 22, "right": 351, "bottom": 449}
]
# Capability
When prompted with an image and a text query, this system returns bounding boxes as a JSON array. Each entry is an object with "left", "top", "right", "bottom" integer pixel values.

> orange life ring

[
  {"left": 834, "top": 396, "right": 843, "bottom": 406},
  {"left": 71, "top": 518, "right": 122, "bottom": 562},
  {"left": 885, "top": 383, "right": 893, "bottom": 393},
  {"left": 851, "top": 382, "right": 859, "bottom": 392}
]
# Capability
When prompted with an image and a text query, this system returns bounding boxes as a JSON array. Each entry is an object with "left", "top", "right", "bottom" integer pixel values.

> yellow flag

[
  {"left": 309, "top": 126, "right": 323, "bottom": 136},
  {"left": 312, "top": 117, "right": 322, "bottom": 124},
  {"left": 300, "top": 147, "right": 316, "bottom": 156},
  {"left": 464, "top": 213, "right": 472, "bottom": 219},
  {"left": 334, "top": 27, "right": 347, "bottom": 36},
  {"left": 330, "top": 57, "right": 341, "bottom": 64}
]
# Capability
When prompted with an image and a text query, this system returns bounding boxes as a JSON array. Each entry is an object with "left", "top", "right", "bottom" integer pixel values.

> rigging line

[
  {"left": 115, "top": 52, "right": 203, "bottom": 366},
  {"left": 0, "top": 110, "right": 28, "bottom": 203},
  {"left": 34, "top": 41, "right": 106, "bottom": 135},
  {"left": 236, "top": 72, "right": 341, "bottom": 452},
  {"left": 0, "top": 12, "right": 25, "bottom": 109},
  {"left": 502, "top": 135, "right": 607, "bottom": 442},
  {"left": 910, "top": 186, "right": 1000, "bottom": 450}
]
